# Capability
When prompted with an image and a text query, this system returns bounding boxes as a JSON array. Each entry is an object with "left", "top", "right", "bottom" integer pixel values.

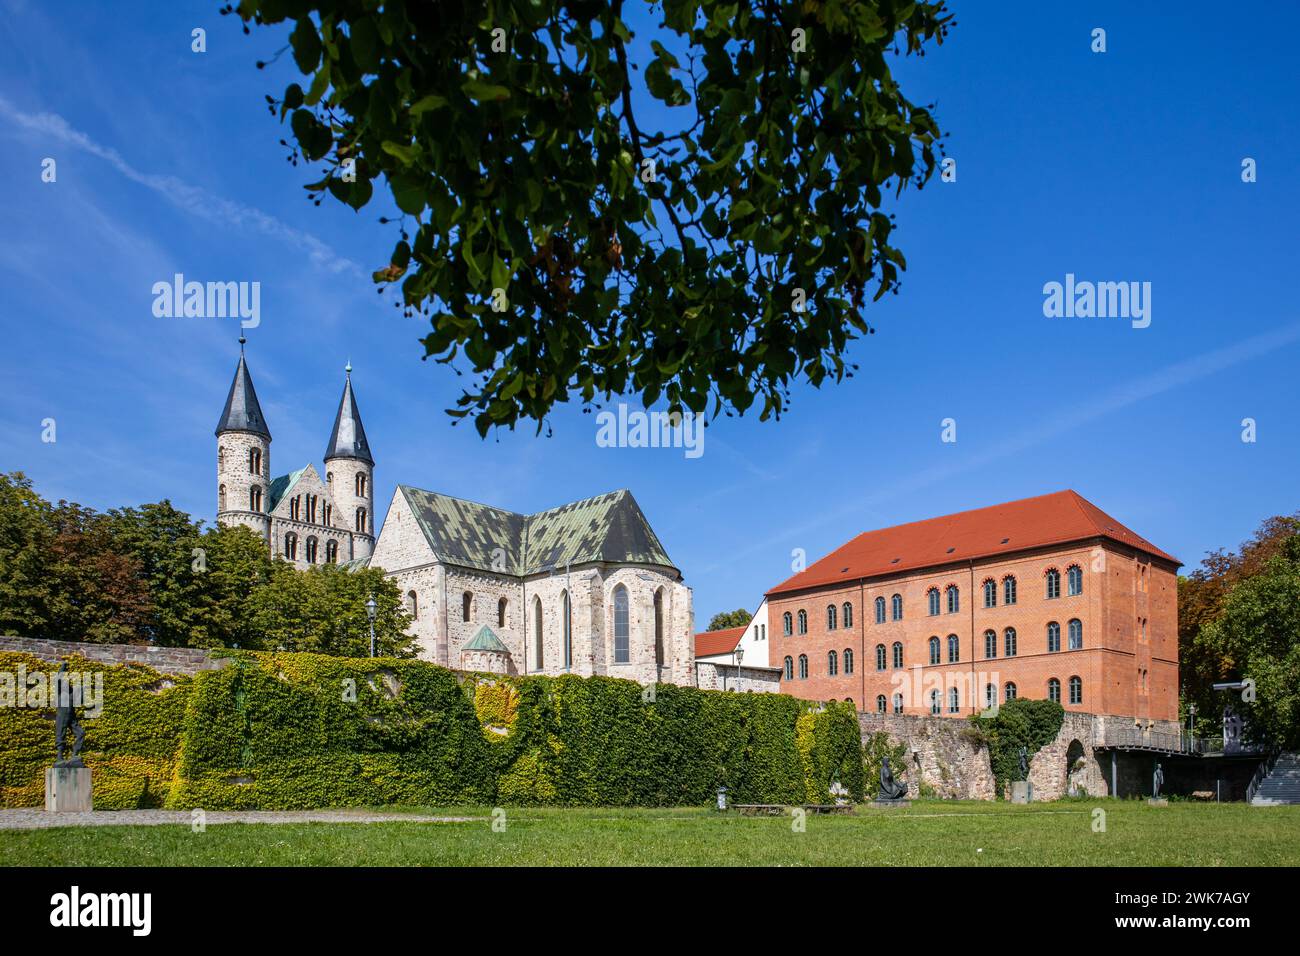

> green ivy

[
  {"left": 967, "top": 697, "right": 1065, "bottom": 798},
  {"left": 1, "top": 650, "right": 863, "bottom": 809}
]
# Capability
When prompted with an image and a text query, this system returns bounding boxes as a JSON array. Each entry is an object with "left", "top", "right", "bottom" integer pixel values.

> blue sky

[{"left": 2, "top": 1, "right": 1297, "bottom": 627}]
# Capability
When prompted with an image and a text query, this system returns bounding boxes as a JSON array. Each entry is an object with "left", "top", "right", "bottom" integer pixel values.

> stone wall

[
  {"left": 859, "top": 712, "right": 996, "bottom": 800},
  {"left": 695, "top": 662, "right": 782, "bottom": 694},
  {"left": 0, "top": 635, "right": 225, "bottom": 676}
]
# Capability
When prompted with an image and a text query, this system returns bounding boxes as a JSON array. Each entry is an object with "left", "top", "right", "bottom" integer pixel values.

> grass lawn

[{"left": 3, "top": 800, "right": 1299, "bottom": 867}]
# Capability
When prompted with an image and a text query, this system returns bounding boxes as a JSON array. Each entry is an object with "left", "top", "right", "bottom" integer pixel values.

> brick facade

[{"left": 771, "top": 539, "right": 1179, "bottom": 721}]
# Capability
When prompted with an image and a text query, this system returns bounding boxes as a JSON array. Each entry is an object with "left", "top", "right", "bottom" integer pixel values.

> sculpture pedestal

[
  {"left": 870, "top": 799, "right": 910, "bottom": 809},
  {"left": 1146, "top": 797, "right": 1168, "bottom": 807},
  {"left": 45, "top": 766, "right": 92, "bottom": 812},
  {"left": 1010, "top": 781, "right": 1033, "bottom": 804}
]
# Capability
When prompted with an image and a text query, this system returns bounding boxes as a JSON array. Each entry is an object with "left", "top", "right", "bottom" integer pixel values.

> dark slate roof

[
  {"left": 398, "top": 486, "right": 678, "bottom": 577},
  {"left": 215, "top": 353, "right": 271, "bottom": 438},
  {"left": 324, "top": 372, "right": 373, "bottom": 465},
  {"left": 268, "top": 467, "right": 307, "bottom": 512}
]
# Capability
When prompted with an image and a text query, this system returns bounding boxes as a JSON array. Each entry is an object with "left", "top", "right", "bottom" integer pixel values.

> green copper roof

[
  {"left": 339, "top": 556, "right": 370, "bottom": 572},
  {"left": 398, "top": 486, "right": 678, "bottom": 577},
  {"left": 268, "top": 467, "right": 307, "bottom": 512},
  {"left": 463, "top": 625, "right": 509, "bottom": 653}
]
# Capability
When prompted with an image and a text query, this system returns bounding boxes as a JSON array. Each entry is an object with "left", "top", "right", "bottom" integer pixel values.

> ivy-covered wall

[{"left": 0, "top": 650, "right": 863, "bottom": 809}]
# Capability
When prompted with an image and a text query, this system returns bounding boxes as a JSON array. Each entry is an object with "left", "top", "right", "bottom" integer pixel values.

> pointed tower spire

[
  {"left": 324, "top": 364, "right": 373, "bottom": 464},
  {"left": 215, "top": 344, "right": 271, "bottom": 438}
]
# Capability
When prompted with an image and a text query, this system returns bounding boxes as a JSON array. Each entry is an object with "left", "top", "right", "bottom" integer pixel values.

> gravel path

[{"left": 0, "top": 809, "right": 480, "bottom": 830}]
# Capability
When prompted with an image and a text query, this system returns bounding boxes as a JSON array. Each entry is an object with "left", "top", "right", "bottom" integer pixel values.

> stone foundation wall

[
  {"left": 0, "top": 635, "right": 225, "bottom": 676},
  {"left": 695, "top": 663, "right": 782, "bottom": 694}
]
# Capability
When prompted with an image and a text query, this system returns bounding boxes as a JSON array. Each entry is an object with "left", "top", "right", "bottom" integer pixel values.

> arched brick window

[
  {"left": 892, "top": 692, "right": 903, "bottom": 714},
  {"left": 1068, "top": 618, "right": 1083, "bottom": 650},
  {"left": 1069, "top": 675, "right": 1083, "bottom": 705},
  {"left": 1047, "top": 677, "right": 1061, "bottom": 703},
  {"left": 1004, "top": 627, "right": 1017, "bottom": 657},
  {"left": 842, "top": 602, "right": 852, "bottom": 628},
  {"left": 1045, "top": 567, "right": 1061, "bottom": 600},
  {"left": 1005, "top": 682, "right": 1018, "bottom": 701},
  {"left": 797, "top": 609, "right": 807, "bottom": 635},
  {"left": 826, "top": 604, "right": 837, "bottom": 630},
  {"left": 929, "top": 689, "right": 940, "bottom": 715},
  {"left": 875, "top": 597, "right": 886, "bottom": 624},
  {"left": 984, "top": 629, "right": 997, "bottom": 659},
  {"left": 797, "top": 654, "right": 808, "bottom": 679},
  {"left": 946, "top": 585, "right": 959, "bottom": 614},
  {"left": 983, "top": 578, "right": 997, "bottom": 608},
  {"left": 876, "top": 644, "right": 887, "bottom": 671},
  {"left": 927, "top": 588, "right": 940, "bottom": 616},
  {"left": 891, "top": 594, "right": 903, "bottom": 621},
  {"left": 843, "top": 648, "right": 854, "bottom": 674},
  {"left": 892, "top": 641, "right": 903, "bottom": 669},
  {"left": 1003, "top": 575, "right": 1017, "bottom": 605},
  {"left": 948, "top": 686, "right": 960, "bottom": 713},
  {"left": 783, "top": 656, "right": 793, "bottom": 680},
  {"left": 947, "top": 634, "right": 960, "bottom": 663},
  {"left": 1047, "top": 621, "right": 1061, "bottom": 653},
  {"left": 783, "top": 612, "right": 792, "bottom": 636},
  {"left": 928, "top": 636, "right": 940, "bottom": 665},
  {"left": 876, "top": 694, "right": 887, "bottom": 713},
  {"left": 827, "top": 650, "right": 838, "bottom": 676},
  {"left": 1067, "top": 564, "right": 1083, "bottom": 596}
]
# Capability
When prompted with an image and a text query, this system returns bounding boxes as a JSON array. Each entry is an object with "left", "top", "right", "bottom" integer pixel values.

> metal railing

[
  {"left": 1246, "top": 751, "right": 1280, "bottom": 803},
  {"left": 1097, "top": 727, "right": 1224, "bottom": 754}
]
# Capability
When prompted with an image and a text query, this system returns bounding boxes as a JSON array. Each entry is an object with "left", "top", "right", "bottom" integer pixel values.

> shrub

[{"left": 968, "top": 697, "right": 1065, "bottom": 797}]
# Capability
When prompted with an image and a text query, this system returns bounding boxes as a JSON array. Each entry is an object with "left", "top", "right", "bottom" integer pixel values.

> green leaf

[
  {"left": 390, "top": 172, "right": 427, "bottom": 215},
  {"left": 461, "top": 78, "right": 511, "bottom": 102}
]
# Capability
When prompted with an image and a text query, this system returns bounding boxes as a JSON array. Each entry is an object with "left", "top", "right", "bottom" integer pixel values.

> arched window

[
  {"left": 290, "top": 496, "right": 301, "bottom": 520},
  {"left": 1003, "top": 575, "right": 1017, "bottom": 605},
  {"left": 985, "top": 683, "right": 997, "bottom": 709},
  {"left": 876, "top": 694, "right": 887, "bottom": 713},
  {"left": 827, "top": 650, "right": 838, "bottom": 676},
  {"left": 1005, "top": 682, "right": 1018, "bottom": 702},
  {"left": 843, "top": 648, "right": 854, "bottom": 674},
  {"left": 891, "top": 594, "right": 903, "bottom": 621},
  {"left": 218, "top": 446, "right": 226, "bottom": 474},
  {"left": 983, "top": 578, "right": 997, "bottom": 608},
  {"left": 946, "top": 585, "right": 959, "bottom": 614},
  {"left": 842, "top": 602, "right": 852, "bottom": 628},
  {"left": 948, "top": 686, "right": 960, "bottom": 713},
  {"left": 783, "top": 656, "right": 794, "bottom": 680},
  {"left": 613, "top": 585, "right": 630, "bottom": 664},
  {"left": 406, "top": 590, "right": 418, "bottom": 619},
  {"left": 892, "top": 692, "right": 903, "bottom": 714},
  {"left": 1045, "top": 567, "right": 1061, "bottom": 599},
  {"left": 876, "top": 644, "right": 887, "bottom": 671},
  {"left": 284, "top": 533, "right": 297, "bottom": 561},
  {"left": 355, "top": 506, "right": 367, "bottom": 533},
  {"left": 1047, "top": 677, "right": 1061, "bottom": 703},
  {"left": 1067, "top": 564, "right": 1083, "bottom": 596},
  {"left": 325, "top": 539, "right": 338, "bottom": 563},
  {"left": 827, "top": 604, "right": 837, "bottom": 630},
  {"left": 1068, "top": 618, "right": 1083, "bottom": 650},
  {"left": 797, "top": 654, "right": 808, "bottom": 679},
  {"left": 534, "top": 595, "right": 545, "bottom": 669},
  {"left": 797, "top": 609, "right": 807, "bottom": 635},
  {"left": 497, "top": 597, "right": 508, "bottom": 629},
  {"left": 305, "top": 536, "right": 318, "bottom": 564},
  {"left": 928, "top": 636, "right": 940, "bottom": 665},
  {"left": 929, "top": 689, "right": 940, "bottom": 715},
  {"left": 874, "top": 597, "right": 886, "bottom": 624},
  {"left": 783, "top": 612, "right": 793, "bottom": 636},
  {"left": 892, "top": 641, "right": 903, "bottom": 669},
  {"left": 249, "top": 447, "right": 261, "bottom": 475},
  {"left": 324, "top": 504, "right": 332, "bottom": 527},
  {"left": 356, "top": 473, "right": 368, "bottom": 497},
  {"left": 927, "top": 588, "right": 940, "bottom": 616},
  {"left": 1047, "top": 621, "right": 1061, "bottom": 653},
  {"left": 947, "top": 634, "right": 959, "bottom": 663},
  {"left": 218, "top": 484, "right": 227, "bottom": 511},
  {"left": 1069, "top": 675, "right": 1082, "bottom": 705},
  {"left": 984, "top": 629, "right": 997, "bottom": 659},
  {"left": 652, "top": 589, "right": 663, "bottom": 667},
  {"left": 326, "top": 471, "right": 333, "bottom": 490},
  {"left": 462, "top": 591, "right": 473, "bottom": 622},
  {"left": 565, "top": 590, "right": 574, "bottom": 669},
  {"left": 250, "top": 486, "right": 262, "bottom": 512},
  {"left": 1004, "top": 627, "right": 1017, "bottom": 657}
]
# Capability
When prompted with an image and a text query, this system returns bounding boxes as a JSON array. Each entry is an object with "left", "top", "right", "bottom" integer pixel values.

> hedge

[
  {"left": 0, "top": 650, "right": 863, "bottom": 809},
  {"left": 967, "top": 697, "right": 1065, "bottom": 798}
]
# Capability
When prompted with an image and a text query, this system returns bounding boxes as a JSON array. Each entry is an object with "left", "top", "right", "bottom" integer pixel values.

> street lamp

[
  {"left": 734, "top": 645, "right": 744, "bottom": 692},
  {"left": 365, "top": 596, "right": 377, "bottom": 657}
]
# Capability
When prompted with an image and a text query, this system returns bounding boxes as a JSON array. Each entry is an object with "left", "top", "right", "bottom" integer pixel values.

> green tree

[
  {"left": 707, "top": 608, "right": 751, "bottom": 630},
  {"left": 233, "top": 0, "right": 952, "bottom": 434},
  {"left": 1195, "top": 540, "right": 1300, "bottom": 749},
  {"left": 246, "top": 562, "right": 416, "bottom": 657}
]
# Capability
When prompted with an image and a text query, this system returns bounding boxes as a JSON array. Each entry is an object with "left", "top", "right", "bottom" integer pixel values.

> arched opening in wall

[
  {"left": 325, "top": 540, "right": 338, "bottom": 564},
  {"left": 305, "top": 536, "right": 318, "bottom": 564},
  {"left": 218, "top": 446, "right": 226, "bottom": 474},
  {"left": 613, "top": 585, "right": 630, "bottom": 664},
  {"left": 218, "top": 484, "right": 227, "bottom": 511},
  {"left": 249, "top": 447, "right": 261, "bottom": 475},
  {"left": 406, "top": 590, "right": 418, "bottom": 620},
  {"left": 462, "top": 591, "right": 473, "bottom": 622},
  {"left": 653, "top": 588, "right": 664, "bottom": 667},
  {"left": 1065, "top": 739, "right": 1087, "bottom": 796},
  {"left": 533, "top": 595, "right": 544, "bottom": 670},
  {"left": 561, "top": 590, "right": 572, "bottom": 669},
  {"left": 498, "top": 597, "right": 508, "bottom": 629}
]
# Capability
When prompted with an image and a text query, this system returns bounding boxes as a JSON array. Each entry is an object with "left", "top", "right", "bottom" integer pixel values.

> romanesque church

[{"left": 213, "top": 348, "right": 695, "bottom": 684}]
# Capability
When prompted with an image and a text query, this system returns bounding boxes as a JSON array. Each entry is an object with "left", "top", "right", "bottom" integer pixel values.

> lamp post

[
  {"left": 734, "top": 645, "right": 744, "bottom": 693},
  {"left": 366, "top": 596, "right": 377, "bottom": 658},
  {"left": 1187, "top": 702, "right": 1198, "bottom": 753}
]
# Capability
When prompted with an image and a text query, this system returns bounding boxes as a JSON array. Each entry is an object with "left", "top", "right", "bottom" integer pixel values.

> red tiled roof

[
  {"left": 695, "top": 626, "right": 746, "bottom": 658},
  {"left": 767, "top": 490, "right": 1178, "bottom": 597}
]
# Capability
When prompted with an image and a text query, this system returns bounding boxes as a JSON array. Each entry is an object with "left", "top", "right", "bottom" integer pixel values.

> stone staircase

[{"left": 1250, "top": 752, "right": 1300, "bottom": 805}]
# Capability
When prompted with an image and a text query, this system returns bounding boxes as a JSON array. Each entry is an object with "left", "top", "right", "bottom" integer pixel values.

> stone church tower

[{"left": 215, "top": 339, "right": 375, "bottom": 567}]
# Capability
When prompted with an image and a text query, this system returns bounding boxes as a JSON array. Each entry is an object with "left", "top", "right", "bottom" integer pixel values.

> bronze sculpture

[
  {"left": 53, "top": 662, "right": 85, "bottom": 768},
  {"left": 878, "top": 755, "right": 908, "bottom": 801}
]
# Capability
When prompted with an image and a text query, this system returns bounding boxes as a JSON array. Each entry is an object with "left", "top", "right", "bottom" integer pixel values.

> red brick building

[{"left": 766, "top": 491, "right": 1180, "bottom": 721}]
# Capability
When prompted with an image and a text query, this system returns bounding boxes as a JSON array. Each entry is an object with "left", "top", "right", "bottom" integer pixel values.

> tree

[
  {"left": 232, "top": 0, "right": 952, "bottom": 434},
  {"left": 1194, "top": 542, "right": 1300, "bottom": 748},
  {"left": 707, "top": 608, "right": 751, "bottom": 630}
]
